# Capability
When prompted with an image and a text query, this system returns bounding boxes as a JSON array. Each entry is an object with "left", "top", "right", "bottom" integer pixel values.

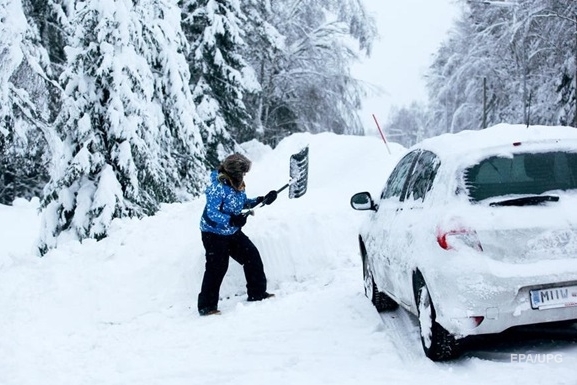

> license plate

[{"left": 530, "top": 285, "right": 577, "bottom": 310}]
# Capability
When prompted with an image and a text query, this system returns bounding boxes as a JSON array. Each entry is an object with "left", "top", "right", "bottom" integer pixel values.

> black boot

[
  {"left": 247, "top": 292, "right": 275, "bottom": 302},
  {"left": 199, "top": 307, "right": 221, "bottom": 316}
]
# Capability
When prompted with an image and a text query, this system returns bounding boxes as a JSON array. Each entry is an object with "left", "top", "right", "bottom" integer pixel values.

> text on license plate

[{"left": 530, "top": 285, "right": 577, "bottom": 310}]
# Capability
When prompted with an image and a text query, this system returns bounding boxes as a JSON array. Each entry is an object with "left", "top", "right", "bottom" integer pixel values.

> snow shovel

[
  {"left": 277, "top": 145, "right": 309, "bottom": 199},
  {"left": 244, "top": 146, "right": 309, "bottom": 214}
]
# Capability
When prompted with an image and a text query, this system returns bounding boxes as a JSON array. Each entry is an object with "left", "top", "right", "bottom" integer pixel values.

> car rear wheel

[
  {"left": 414, "top": 277, "right": 459, "bottom": 361},
  {"left": 363, "top": 257, "right": 398, "bottom": 312}
]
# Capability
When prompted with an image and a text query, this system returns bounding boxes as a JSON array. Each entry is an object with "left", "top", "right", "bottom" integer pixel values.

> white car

[{"left": 351, "top": 124, "right": 577, "bottom": 361}]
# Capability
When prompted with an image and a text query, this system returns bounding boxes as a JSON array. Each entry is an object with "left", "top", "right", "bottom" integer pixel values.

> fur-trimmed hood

[{"left": 217, "top": 153, "right": 251, "bottom": 191}]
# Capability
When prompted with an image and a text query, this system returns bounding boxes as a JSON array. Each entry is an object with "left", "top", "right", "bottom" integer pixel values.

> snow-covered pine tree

[
  {"left": 180, "top": 0, "right": 258, "bottom": 166},
  {"left": 0, "top": 0, "right": 57, "bottom": 204},
  {"left": 137, "top": 0, "right": 207, "bottom": 198},
  {"left": 240, "top": 0, "right": 285, "bottom": 143},
  {"left": 26, "top": 0, "right": 72, "bottom": 89},
  {"left": 39, "top": 0, "right": 206, "bottom": 253}
]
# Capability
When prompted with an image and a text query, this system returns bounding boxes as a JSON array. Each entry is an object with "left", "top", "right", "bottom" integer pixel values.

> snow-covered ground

[{"left": 0, "top": 132, "right": 576, "bottom": 385}]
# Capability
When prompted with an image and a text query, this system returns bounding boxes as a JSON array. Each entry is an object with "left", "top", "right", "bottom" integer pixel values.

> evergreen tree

[
  {"left": 0, "top": 0, "right": 56, "bottom": 204},
  {"left": 26, "top": 0, "right": 71, "bottom": 108},
  {"left": 39, "top": 0, "right": 206, "bottom": 252},
  {"left": 239, "top": 0, "right": 284, "bottom": 143},
  {"left": 180, "top": 0, "right": 257, "bottom": 166}
]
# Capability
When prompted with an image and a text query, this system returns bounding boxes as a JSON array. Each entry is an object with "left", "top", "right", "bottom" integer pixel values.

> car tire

[
  {"left": 363, "top": 256, "right": 398, "bottom": 312},
  {"left": 414, "top": 276, "right": 459, "bottom": 361}
]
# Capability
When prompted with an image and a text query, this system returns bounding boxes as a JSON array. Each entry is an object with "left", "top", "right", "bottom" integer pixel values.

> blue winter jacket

[{"left": 200, "top": 170, "right": 260, "bottom": 235}]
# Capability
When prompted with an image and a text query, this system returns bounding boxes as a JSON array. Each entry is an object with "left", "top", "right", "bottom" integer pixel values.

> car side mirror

[{"left": 350, "top": 192, "right": 377, "bottom": 211}]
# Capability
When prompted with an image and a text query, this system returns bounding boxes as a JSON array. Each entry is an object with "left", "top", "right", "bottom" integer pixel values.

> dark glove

[
  {"left": 262, "top": 190, "right": 277, "bottom": 205},
  {"left": 229, "top": 213, "right": 247, "bottom": 227},
  {"left": 245, "top": 196, "right": 264, "bottom": 209}
]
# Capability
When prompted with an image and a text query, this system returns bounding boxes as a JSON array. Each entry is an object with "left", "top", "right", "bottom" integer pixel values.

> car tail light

[
  {"left": 436, "top": 226, "right": 483, "bottom": 251},
  {"left": 453, "top": 315, "right": 485, "bottom": 330},
  {"left": 471, "top": 316, "right": 485, "bottom": 327}
]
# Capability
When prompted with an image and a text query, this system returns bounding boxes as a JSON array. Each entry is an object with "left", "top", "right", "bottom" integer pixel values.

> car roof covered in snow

[{"left": 410, "top": 124, "right": 577, "bottom": 166}]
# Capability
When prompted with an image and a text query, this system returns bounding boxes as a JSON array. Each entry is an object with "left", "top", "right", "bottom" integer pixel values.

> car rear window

[{"left": 464, "top": 151, "right": 577, "bottom": 201}]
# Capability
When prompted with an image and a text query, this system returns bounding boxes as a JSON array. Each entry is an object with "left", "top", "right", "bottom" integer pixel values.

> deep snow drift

[{"left": 0, "top": 132, "right": 575, "bottom": 385}]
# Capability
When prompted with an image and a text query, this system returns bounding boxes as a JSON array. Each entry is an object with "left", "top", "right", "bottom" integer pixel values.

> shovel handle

[
  {"left": 276, "top": 178, "right": 297, "bottom": 194},
  {"left": 276, "top": 182, "right": 290, "bottom": 194},
  {"left": 243, "top": 180, "right": 294, "bottom": 215}
]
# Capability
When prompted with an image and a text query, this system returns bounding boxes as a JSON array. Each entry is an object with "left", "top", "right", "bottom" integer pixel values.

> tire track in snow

[{"left": 377, "top": 307, "right": 425, "bottom": 363}]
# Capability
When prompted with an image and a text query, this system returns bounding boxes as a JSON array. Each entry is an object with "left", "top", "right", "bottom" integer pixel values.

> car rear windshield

[{"left": 464, "top": 151, "right": 577, "bottom": 201}]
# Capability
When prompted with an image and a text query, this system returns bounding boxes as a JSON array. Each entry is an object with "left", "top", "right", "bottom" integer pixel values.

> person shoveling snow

[{"left": 197, "top": 148, "right": 308, "bottom": 316}]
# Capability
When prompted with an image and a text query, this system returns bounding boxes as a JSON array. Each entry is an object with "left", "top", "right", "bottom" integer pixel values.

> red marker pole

[{"left": 372, "top": 114, "right": 391, "bottom": 155}]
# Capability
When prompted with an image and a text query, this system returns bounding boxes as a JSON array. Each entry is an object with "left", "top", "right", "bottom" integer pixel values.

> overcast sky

[{"left": 354, "top": 0, "right": 460, "bottom": 133}]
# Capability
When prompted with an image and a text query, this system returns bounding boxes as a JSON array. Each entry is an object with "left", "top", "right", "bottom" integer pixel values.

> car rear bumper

[
  {"left": 432, "top": 277, "right": 577, "bottom": 338},
  {"left": 446, "top": 303, "right": 577, "bottom": 337}
]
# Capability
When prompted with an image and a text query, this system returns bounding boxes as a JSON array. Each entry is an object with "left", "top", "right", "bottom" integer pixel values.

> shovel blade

[{"left": 289, "top": 146, "right": 309, "bottom": 199}]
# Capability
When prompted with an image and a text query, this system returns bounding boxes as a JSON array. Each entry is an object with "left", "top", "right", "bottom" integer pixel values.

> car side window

[
  {"left": 381, "top": 151, "right": 419, "bottom": 200},
  {"left": 404, "top": 150, "right": 440, "bottom": 202}
]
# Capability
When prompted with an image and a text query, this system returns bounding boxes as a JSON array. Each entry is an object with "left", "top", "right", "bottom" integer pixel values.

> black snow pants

[{"left": 197, "top": 230, "right": 267, "bottom": 313}]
